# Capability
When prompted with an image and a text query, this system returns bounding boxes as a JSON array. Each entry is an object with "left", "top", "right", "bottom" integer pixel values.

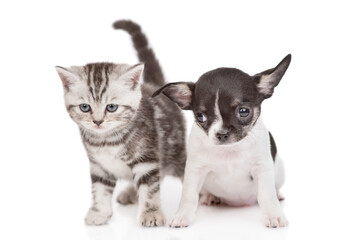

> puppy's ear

[
  {"left": 152, "top": 82, "right": 195, "bottom": 110},
  {"left": 253, "top": 54, "right": 291, "bottom": 99}
]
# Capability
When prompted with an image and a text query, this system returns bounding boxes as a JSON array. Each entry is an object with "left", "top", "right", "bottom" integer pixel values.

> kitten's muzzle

[
  {"left": 216, "top": 129, "right": 229, "bottom": 143},
  {"left": 93, "top": 120, "right": 104, "bottom": 126}
]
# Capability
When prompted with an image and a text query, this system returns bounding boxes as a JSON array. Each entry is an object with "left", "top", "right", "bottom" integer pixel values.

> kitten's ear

[
  {"left": 152, "top": 82, "right": 195, "bottom": 110},
  {"left": 121, "top": 63, "right": 144, "bottom": 90},
  {"left": 55, "top": 66, "right": 79, "bottom": 91},
  {"left": 253, "top": 54, "right": 291, "bottom": 99}
]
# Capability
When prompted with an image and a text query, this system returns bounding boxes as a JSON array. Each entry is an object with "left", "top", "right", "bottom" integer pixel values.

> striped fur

[{"left": 55, "top": 20, "right": 186, "bottom": 227}]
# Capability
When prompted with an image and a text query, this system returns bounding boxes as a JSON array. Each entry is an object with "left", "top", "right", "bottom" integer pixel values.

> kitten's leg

[
  {"left": 85, "top": 174, "right": 116, "bottom": 225},
  {"left": 133, "top": 163, "right": 166, "bottom": 227},
  {"left": 117, "top": 182, "right": 137, "bottom": 205}
]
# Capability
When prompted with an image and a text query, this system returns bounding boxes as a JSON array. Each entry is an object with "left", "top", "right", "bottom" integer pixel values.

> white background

[{"left": 0, "top": 0, "right": 340, "bottom": 239}]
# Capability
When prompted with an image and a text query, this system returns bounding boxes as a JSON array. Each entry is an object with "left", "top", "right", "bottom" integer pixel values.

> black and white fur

[
  {"left": 55, "top": 20, "right": 186, "bottom": 227},
  {"left": 153, "top": 54, "right": 291, "bottom": 228}
]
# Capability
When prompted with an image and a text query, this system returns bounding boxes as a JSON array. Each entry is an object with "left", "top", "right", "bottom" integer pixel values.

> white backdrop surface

[{"left": 0, "top": 1, "right": 340, "bottom": 240}]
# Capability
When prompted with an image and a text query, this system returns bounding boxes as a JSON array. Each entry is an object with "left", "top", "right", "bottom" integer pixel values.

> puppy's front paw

[
  {"left": 139, "top": 209, "right": 166, "bottom": 227},
  {"left": 85, "top": 208, "right": 112, "bottom": 225},
  {"left": 169, "top": 212, "right": 196, "bottom": 228},
  {"left": 263, "top": 213, "right": 288, "bottom": 228}
]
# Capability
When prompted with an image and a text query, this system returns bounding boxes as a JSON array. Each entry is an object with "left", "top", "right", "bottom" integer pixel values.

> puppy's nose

[
  {"left": 216, "top": 129, "right": 229, "bottom": 143},
  {"left": 93, "top": 120, "right": 104, "bottom": 126}
]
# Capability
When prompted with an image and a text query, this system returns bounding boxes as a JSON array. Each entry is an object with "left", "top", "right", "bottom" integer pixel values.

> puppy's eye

[
  {"left": 106, "top": 104, "right": 118, "bottom": 112},
  {"left": 79, "top": 104, "right": 91, "bottom": 112},
  {"left": 196, "top": 113, "right": 207, "bottom": 122},
  {"left": 239, "top": 107, "right": 250, "bottom": 117}
]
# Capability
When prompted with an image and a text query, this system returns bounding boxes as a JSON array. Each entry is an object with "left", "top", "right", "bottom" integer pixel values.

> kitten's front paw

[
  {"left": 139, "top": 209, "right": 166, "bottom": 227},
  {"left": 263, "top": 212, "right": 288, "bottom": 228},
  {"left": 169, "top": 212, "right": 196, "bottom": 228},
  {"left": 85, "top": 208, "right": 112, "bottom": 225}
]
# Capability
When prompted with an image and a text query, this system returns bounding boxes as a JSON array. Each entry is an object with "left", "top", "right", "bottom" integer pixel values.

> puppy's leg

[
  {"left": 274, "top": 155, "right": 285, "bottom": 201},
  {"left": 257, "top": 166, "right": 288, "bottom": 228},
  {"left": 117, "top": 182, "right": 137, "bottom": 205},
  {"left": 85, "top": 175, "right": 116, "bottom": 225},
  {"left": 133, "top": 162, "right": 166, "bottom": 227},
  {"left": 170, "top": 163, "right": 208, "bottom": 228}
]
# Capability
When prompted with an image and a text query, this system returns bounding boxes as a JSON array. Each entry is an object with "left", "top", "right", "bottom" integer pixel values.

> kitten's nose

[
  {"left": 93, "top": 120, "right": 104, "bottom": 126},
  {"left": 216, "top": 129, "right": 229, "bottom": 143}
]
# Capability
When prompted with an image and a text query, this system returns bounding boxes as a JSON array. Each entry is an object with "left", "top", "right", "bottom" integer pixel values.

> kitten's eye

[
  {"left": 106, "top": 104, "right": 118, "bottom": 112},
  {"left": 196, "top": 113, "right": 207, "bottom": 123},
  {"left": 239, "top": 107, "right": 250, "bottom": 117},
  {"left": 79, "top": 104, "right": 91, "bottom": 112}
]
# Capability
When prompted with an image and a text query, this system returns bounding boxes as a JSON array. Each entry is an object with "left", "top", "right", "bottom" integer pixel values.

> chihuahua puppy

[{"left": 153, "top": 54, "right": 291, "bottom": 228}]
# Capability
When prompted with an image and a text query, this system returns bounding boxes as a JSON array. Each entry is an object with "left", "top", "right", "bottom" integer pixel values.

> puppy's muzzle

[{"left": 216, "top": 129, "right": 229, "bottom": 143}]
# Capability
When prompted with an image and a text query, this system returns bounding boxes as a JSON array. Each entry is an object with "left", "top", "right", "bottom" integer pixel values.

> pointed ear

[
  {"left": 253, "top": 54, "right": 291, "bottom": 99},
  {"left": 55, "top": 66, "right": 79, "bottom": 91},
  {"left": 152, "top": 82, "right": 195, "bottom": 110},
  {"left": 121, "top": 63, "right": 144, "bottom": 90}
]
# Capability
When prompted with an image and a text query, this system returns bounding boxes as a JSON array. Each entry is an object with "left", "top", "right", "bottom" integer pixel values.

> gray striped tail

[{"left": 113, "top": 20, "right": 165, "bottom": 86}]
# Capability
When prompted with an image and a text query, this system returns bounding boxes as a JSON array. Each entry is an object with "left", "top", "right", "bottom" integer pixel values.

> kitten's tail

[{"left": 113, "top": 20, "right": 165, "bottom": 86}]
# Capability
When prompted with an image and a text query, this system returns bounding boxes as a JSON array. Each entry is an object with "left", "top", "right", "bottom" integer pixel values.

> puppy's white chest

[
  {"left": 88, "top": 145, "right": 133, "bottom": 180},
  {"left": 188, "top": 123, "right": 264, "bottom": 206},
  {"left": 202, "top": 149, "right": 258, "bottom": 206}
]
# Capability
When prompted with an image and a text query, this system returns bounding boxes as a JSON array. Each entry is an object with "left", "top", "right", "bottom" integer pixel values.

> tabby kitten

[{"left": 55, "top": 20, "right": 186, "bottom": 227}]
